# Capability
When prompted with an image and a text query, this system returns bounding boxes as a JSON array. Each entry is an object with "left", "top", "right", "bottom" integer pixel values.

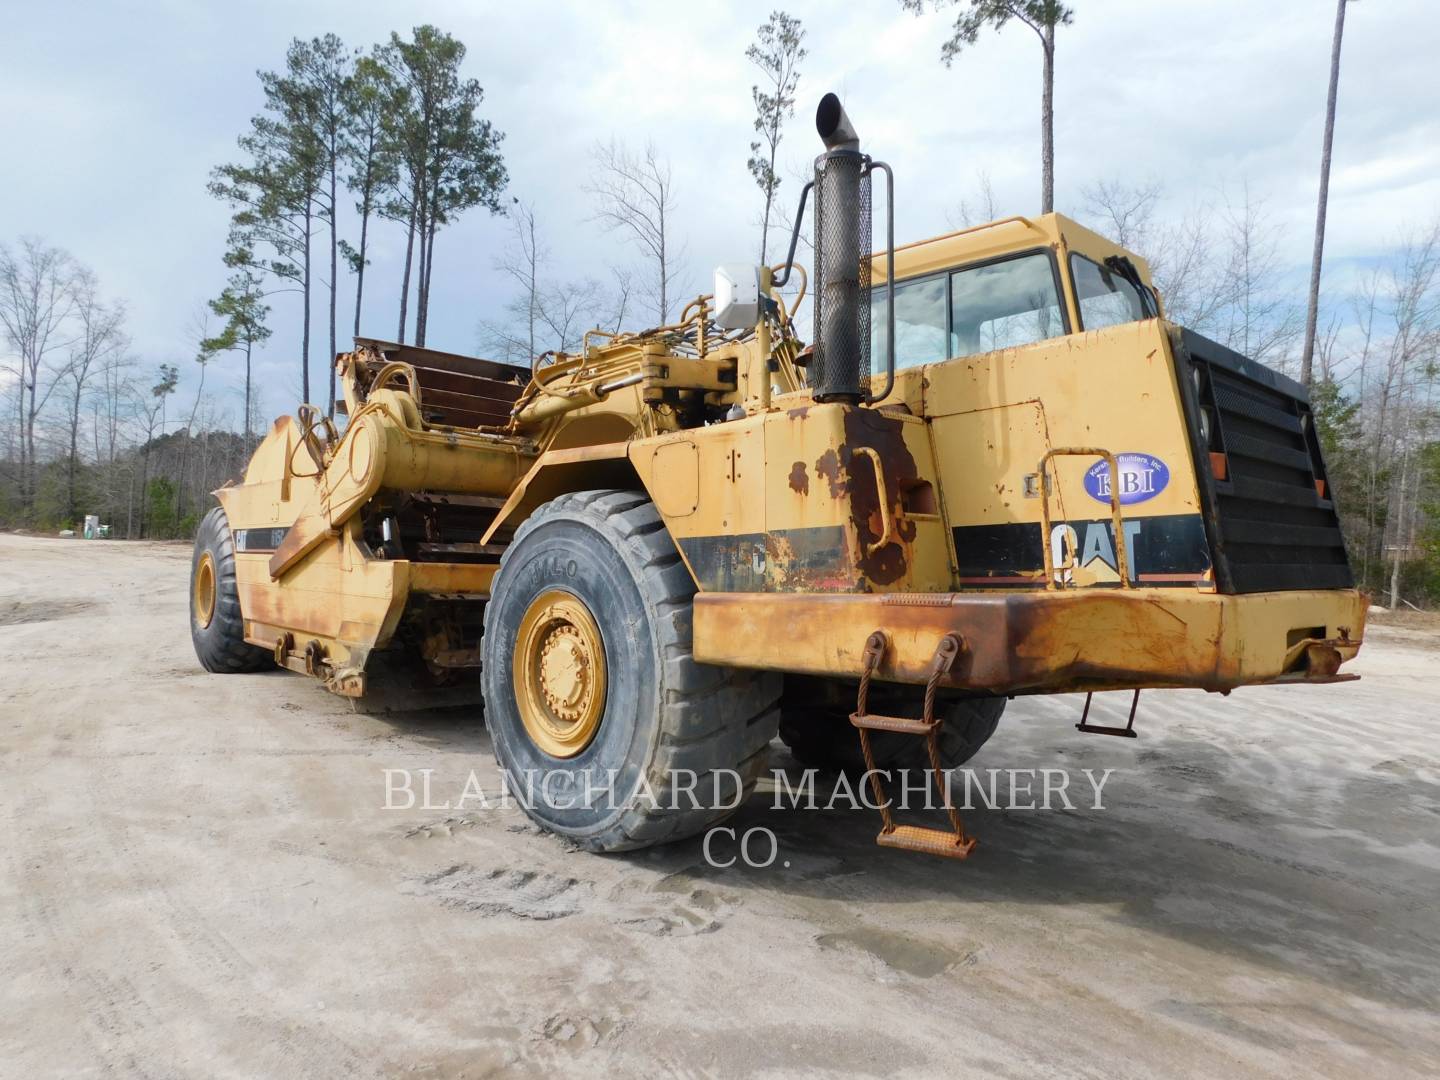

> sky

[{"left": 2, "top": 0, "right": 1438, "bottom": 426}]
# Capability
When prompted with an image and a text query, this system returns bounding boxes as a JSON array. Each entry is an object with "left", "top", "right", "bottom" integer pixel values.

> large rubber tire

[
  {"left": 779, "top": 686, "right": 1004, "bottom": 774},
  {"left": 481, "top": 490, "right": 781, "bottom": 853},
  {"left": 190, "top": 505, "right": 272, "bottom": 673}
]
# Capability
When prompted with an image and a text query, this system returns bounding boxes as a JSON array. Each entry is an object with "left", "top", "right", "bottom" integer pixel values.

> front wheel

[
  {"left": 480, "top": 490, "right": 781, "bottom": 852},
  {"left": 190, "top": 505, "right": 272, "bottom": 673}
]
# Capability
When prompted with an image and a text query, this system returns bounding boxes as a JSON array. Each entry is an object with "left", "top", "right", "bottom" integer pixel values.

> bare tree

[
  {"left": 1379, "top": 225, "right": 1440, "bottom": 607},
  {"left": 174, "top": 309, "right": 218, "bottom": 525},
  {"left": 0, "top": 237, "right": 76, "bottom": 519},
  {"left": 605, "top": 266, "right": 634, "bottom": 333},
  {"left": 477, "top": 202, "right": 638, "bottom": 361},
  {"left": 949, "top": 168, "right": 1000, "bottom": 228},
  {"left": 587, "top": 140, "right": 682, "bottom": 325},
  {"left": 479, "top": 279, "right": 610, "bottom": 362},
  {"left": 61, "top": 270, "right": 126, "bottom": 523},
  {"left": 1080, "top": 177, "right": 1161, "bottom": 250},
  {"left": 1079, "top": 177, "right": 1224, "bottom": 333},
  {"left": 746, "top": 11, "right": 806, "bottom": 265},
  {"left": 1301, "top": 0, "right": 1353, "bottom": 388},
  {"left": 92, "top": 350, "right": 134, "bottom": 468},
  {"left": 1217, "top": 182, "right": 1301, "bottom": 368},
  {"left": 134, "top": 364, "right": 178, "bottom": 539},
  {"left": 1151, "top": 203, "right": 1226, "bottom": 333},
  {"left": 490, "top": 200, "right": 544, "bottom": 360}
]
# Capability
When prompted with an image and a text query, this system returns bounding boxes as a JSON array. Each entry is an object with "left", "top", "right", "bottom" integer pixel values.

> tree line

[
  {"left": 208, "top": 24, "right": 508, "bottom": 420},
  {"left": 0, "top": 23, "right": 513, "bottom": 541},
  {"left": 0, "top": 236, "right": 257, "bottom": 539},
  {"left": 3, "top": 7, "right": 1436, "bottom": 608}
]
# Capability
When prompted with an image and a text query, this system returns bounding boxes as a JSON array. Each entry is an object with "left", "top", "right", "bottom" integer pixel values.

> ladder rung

[
  {"left": 876, "top": 825, "right": 976, "bottom": 860},
  {"left": 849, "top": 712, "right": 936, "bottom": 736}
]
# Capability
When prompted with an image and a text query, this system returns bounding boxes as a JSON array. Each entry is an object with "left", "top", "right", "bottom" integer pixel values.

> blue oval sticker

[{"left": 1084, "top": 452, "right": 1169, "bottom": 506}]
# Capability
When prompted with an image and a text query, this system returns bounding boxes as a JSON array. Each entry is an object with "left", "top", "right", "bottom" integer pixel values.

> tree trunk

[
  {"left": 398, "top": 199, "right": 416, "bottom": 344},
  {"left": 328, "top": 163, "right": 339, "bottom": 416},
  {"left": 302, "top": 200, "right": 313, "bottom": 404},
  {"left": 243, "top": 339, "right": 253, "bottom": 450},
  {"left": 138, "top": 445, "right": 150, "bottom": 539},
  {"left": 415, "top": 192, "right": 433, "bottom": 348},
  {"left": 419, "top": 215, "right": 438, "bottom": 348},
  {"left": 759, "top": 143, "right": 777, "bottom": 266},
  {"left": 353, "top": 190, "right": 371, "bottom": 339},
  {"left": 66, "top": 395, "right": 81, "bottom": 526},
  {"left": 658, "top": 208, "right": 668, "bottom": 324},
  {"left": 1040, "top": 27, "right": 1055, "bottom": 215},
  {"left": 25, "top": 382, "right": 40, "bottom": 518},
  {"left": 1300, "top": 0, "right": 1348, "bottom": 389},
  {"left": 126, "top": 457, "right": 135, "bottom": 539},
  {"left": 415, "top": 217, "right": 428, "bottom": 348},
  {"left": 179, "top": 362, "right": 206, "bottom": 524},
  {"left": 1389, "top": 449, "right": 1408, "bottom": 609},
  {"left": 527, "top": 211, "right": 537, "bottom": 359},
  {"left": 16, "top": 372, "right": 28, "bottom": 516}
]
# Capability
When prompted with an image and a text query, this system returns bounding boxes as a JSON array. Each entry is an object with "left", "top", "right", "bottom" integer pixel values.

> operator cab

[{"left": 869, "top": 213, "right": 1160, "bottom": 372}]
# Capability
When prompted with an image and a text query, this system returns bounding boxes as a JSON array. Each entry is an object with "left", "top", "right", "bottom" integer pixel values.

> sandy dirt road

[{"left": 1, "top": 532, "right": 1437, "bottom": 1078}]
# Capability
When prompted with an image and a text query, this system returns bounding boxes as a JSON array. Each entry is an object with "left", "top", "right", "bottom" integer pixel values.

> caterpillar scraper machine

[{"left": 190, "top": 95, "right": 1366, "bottom": 859}]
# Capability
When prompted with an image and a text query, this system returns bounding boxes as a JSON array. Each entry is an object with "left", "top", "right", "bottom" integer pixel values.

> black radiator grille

[{"left": 1174, "top": 329, "right": 1353, "bottom": 594}]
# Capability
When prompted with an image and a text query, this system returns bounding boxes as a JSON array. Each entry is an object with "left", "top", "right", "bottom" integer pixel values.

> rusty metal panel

[{"left": 692, "top": 588, "right": 1366, "bottom": 693}]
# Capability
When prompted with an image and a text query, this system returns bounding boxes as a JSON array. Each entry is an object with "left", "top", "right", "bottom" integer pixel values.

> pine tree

[{"left": 905, "top": 1, "right": 1074, "bottom": 213}]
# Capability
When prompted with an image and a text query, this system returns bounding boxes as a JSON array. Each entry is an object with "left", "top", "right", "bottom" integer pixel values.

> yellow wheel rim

[
  {"left": 193, "top": 551, "right": 217, "bottom": 630},
  {"left": 514, "top": 590, "right": 607, "bottom": 759}
]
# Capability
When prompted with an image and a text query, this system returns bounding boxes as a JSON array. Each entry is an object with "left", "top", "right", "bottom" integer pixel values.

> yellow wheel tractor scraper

[{"left": 190, "top": 94, "right": 1366, "bottom": 858}]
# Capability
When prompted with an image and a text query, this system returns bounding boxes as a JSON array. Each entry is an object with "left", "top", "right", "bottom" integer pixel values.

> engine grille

[{"left": 1174, "top": 328, "right": 1354, "bottom": 594}]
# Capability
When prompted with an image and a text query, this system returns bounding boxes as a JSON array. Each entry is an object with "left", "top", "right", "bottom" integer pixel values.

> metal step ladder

[{"left": 849, "top": 630, "right": 976, "bottom": 860}]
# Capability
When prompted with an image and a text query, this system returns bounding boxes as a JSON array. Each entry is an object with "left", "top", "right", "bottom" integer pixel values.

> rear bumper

[{"left": 693, "top": 588, "right": 1367, "bottom": 693}]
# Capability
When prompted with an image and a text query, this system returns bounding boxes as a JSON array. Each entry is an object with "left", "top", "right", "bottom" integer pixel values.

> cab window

[
  {"left": 873, "top": 275, "right": 950, "bottom": 370},
  {"left": 950, "top": 251, "right": 1065, "bottom": 358},
  {"left": 871, "top": 249, "right": 1066, "bottom": 370},
  {"left": 1070, "top": 253, "right": 1149, "bottom": 331}
]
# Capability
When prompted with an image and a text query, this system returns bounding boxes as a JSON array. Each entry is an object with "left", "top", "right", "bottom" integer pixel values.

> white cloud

[{"left": 1, "top": 0, "right": 1437, "bottom": 423}]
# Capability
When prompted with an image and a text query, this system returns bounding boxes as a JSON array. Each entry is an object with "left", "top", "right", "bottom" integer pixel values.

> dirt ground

[{"left": 2, "top": 533, "right": 1437, "bottom": 1078}]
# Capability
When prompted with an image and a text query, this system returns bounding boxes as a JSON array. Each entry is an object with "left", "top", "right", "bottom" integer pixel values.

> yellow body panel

[
  {"left": 211, "top": 214, "right": 1363, "bottom": 698},
  {"left": 693, "top": 588, "right": 1365, "bottom": 692}
]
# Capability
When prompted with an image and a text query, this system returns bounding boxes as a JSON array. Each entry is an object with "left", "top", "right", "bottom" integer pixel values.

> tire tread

[
  {"left": 191, "top": 506, "right": 272, "bottom": 674},
  {"left": 484, "top": 489, "right": 781, "bottom": 852}
]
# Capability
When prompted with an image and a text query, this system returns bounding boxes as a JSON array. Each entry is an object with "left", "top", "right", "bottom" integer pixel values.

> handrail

[
  {"left": 1037, "top": 447, "right": 1132, "bottom": 589},
  {"left": 772, "top": 180, "right": 815, "bottom": 290},
  {"left": 852, "top": 446, "right": 897, "bottom": 556},
  {"left": 863, "top": 158, "right": 895, "bottom": 404}
]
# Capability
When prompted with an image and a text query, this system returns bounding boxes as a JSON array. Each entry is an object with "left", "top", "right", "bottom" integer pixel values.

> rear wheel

[
  {"left": 779, "top": 677, "right": 1004, "bottom": 773},
  {"left": 481, "top": 490, "right": 781, "bottom": 852},
  {"left": 190, "top": 505, "right": 271, "bottom": 673}
]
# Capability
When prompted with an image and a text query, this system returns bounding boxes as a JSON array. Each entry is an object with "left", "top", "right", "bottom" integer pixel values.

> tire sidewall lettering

[{"left": 484, "top": 515, "right": 659, "bottom": 836}]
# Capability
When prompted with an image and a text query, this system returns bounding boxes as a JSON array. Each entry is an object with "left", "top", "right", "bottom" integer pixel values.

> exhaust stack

[
  {"left": 816, "top": 92, "right": 860, "bottom": 152},
  {"left": 810, "top": 93, "right": 894, "bottom": 403}
]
